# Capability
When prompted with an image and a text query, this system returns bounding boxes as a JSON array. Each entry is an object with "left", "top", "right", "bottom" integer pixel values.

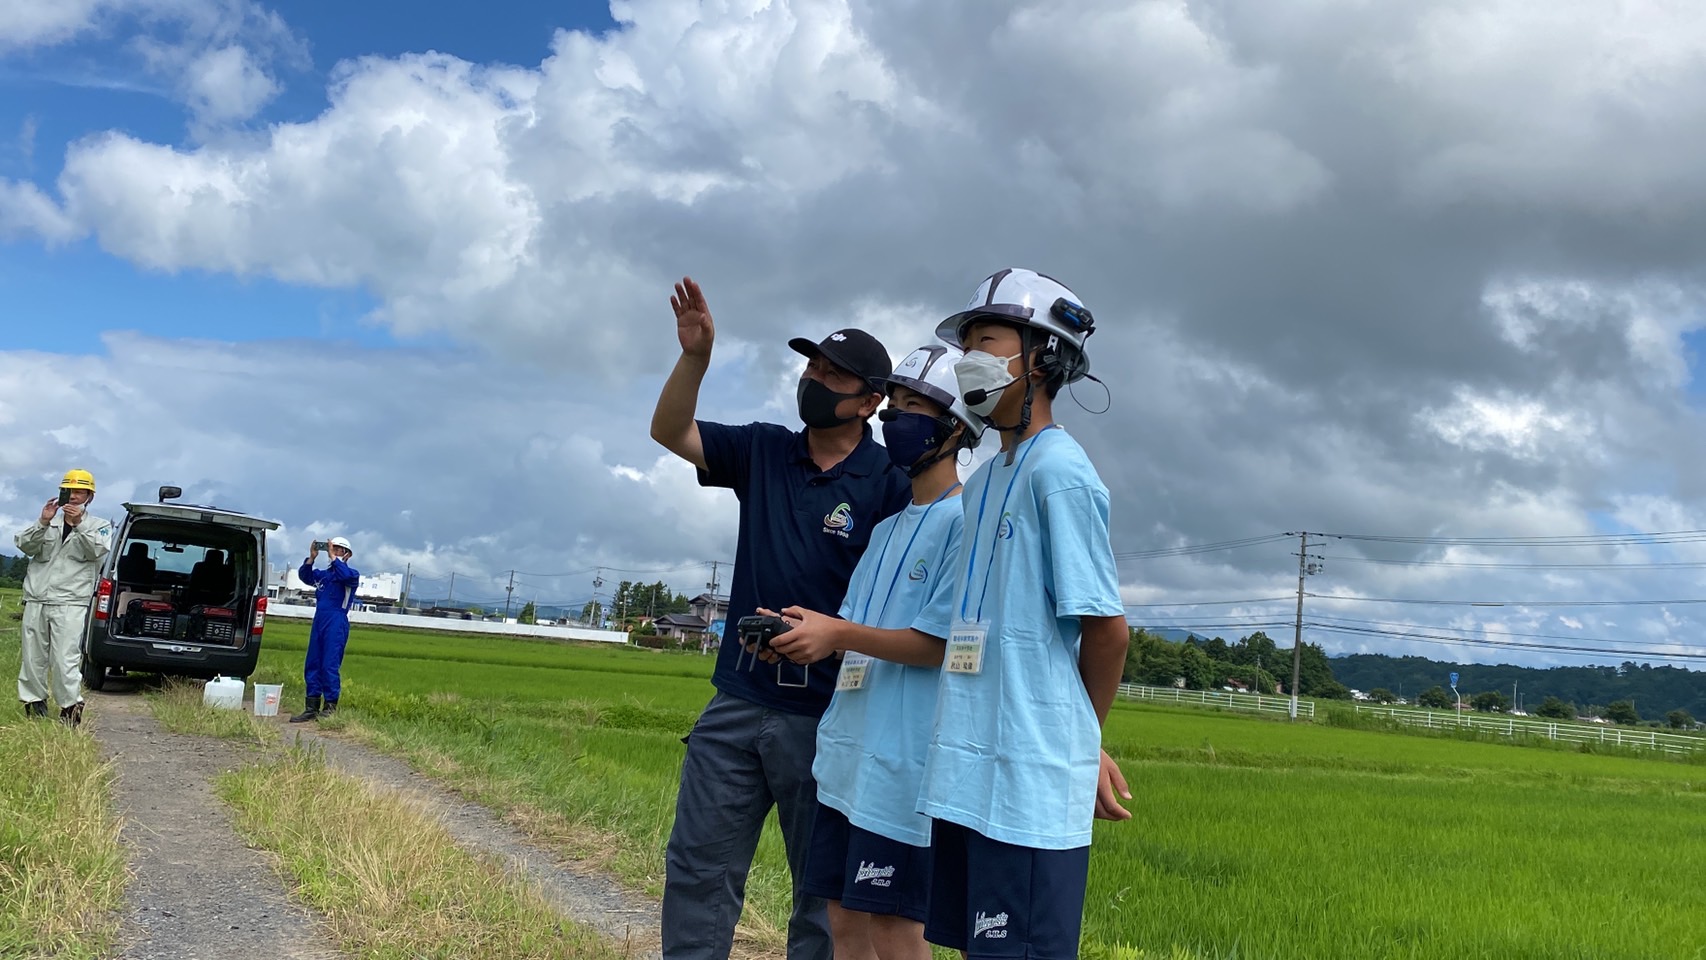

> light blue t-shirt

[
  {"left": 813, "top": 493, "right": 964, "bottom": 847},
  {"left": 917, "top": 427, "right": 1123, "bottom": 850}
]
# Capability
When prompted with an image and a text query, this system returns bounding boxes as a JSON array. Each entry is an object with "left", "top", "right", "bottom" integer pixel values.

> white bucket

[
  {"left": 203, "top": 676, "right": 244, "bottom": 711},
  {"left": 253, "top": 683, "right": 283, "bottom": 717}
]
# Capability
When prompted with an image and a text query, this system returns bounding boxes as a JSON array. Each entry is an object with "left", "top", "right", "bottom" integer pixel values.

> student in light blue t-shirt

[
  {"left": 761, "top": 343, "right": 984, "bottom": 960},
  {"left": 917, "top": 268, "right": 1133, "bottom": 958}
]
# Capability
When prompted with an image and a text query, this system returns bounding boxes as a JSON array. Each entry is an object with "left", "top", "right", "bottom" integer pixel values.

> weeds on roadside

[
  {"left": 0, "top": 617, "right": 127, "bottom": 959},
  {"left": 147, "top": 678, "right": 278, "bottom": 745},
  {"left": 218, "top": 748, "right": 633, "bottom": 960}
]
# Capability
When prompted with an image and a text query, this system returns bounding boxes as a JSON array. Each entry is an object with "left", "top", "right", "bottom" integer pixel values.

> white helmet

[
  {"left": 936, "top": 268, "right": 1096, "bottom": 383},
  {"left": 328, "top": 536, "right": 354, "bottom": 556},
  {"left": 881, "top": 345, "right": 985, "bottom": 447}
]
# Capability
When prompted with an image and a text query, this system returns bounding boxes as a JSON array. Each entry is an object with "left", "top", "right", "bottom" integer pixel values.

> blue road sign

[{"left": 1449, "top": 672, "right": 1459, "bottom": 687}]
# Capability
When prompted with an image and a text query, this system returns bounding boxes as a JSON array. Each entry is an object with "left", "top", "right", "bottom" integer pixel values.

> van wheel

[{"left": 82, "top": 655, "right": 107, "bottom": 692}]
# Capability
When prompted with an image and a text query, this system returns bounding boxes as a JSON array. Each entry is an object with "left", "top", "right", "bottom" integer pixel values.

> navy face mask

[{"left": 880, "top": 410, "right": 956, "bottom": 477}]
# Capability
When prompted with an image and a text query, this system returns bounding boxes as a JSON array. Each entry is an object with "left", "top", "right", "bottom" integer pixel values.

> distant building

[
  {"left": 655, "top": 594, "right": 730, "bottom": 645},
  {"left": 267, "top": 565, "right": 402, "bottom": 604}
]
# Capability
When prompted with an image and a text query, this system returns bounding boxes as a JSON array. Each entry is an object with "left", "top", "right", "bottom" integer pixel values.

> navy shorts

[
  {"left": 924, "top": 818, "right": 1091, "bottom": 958},
  {"left": 800, "top": 802, "right": 932, "bottom": 923}
]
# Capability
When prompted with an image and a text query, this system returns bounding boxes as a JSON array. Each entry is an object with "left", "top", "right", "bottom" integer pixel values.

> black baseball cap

[{"left": 788, "top": 329, "right": 892, "bottom": 393}]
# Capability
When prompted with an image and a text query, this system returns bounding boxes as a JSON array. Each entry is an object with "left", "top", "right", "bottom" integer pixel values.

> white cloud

[
  {"left": 0, "top": 179, "right": 79, "bottom": 242},
  {"left": 0, "top": 0, "right": 109, "bottom": 50},
  {"left": 0, "top": 0, "right": 306, "bottom": 126},
  {"left": 180, "top": 44, "right": 280, "bottom": 124}
]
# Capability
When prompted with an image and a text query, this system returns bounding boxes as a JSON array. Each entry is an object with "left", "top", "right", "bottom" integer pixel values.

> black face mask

[{"left": 797, "top": 377, "right": 865, "bottom": 429}]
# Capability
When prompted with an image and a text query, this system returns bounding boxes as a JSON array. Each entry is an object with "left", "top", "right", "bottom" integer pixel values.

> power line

[
  {"left": 1319, "top": 529, "right": 1706, "bottom": 547},
  {"left": 1316, "top": 555, "right": 1706, "bottom": 571},
  {"left": 1123, "top": 596, "right": 1294, "bottom": 609},
  {"left": 1114, "top": 534, "right": 1293, "bottom": 561},
  {"left": 1308, "top": 592, "right": 1706, "bottom": 608},
  {"left": 1307, "top": 613, "right": 1700, "bottom": 651},
  {"left": 1307, "top": 622, "right": 1706, "bottom": 662}
]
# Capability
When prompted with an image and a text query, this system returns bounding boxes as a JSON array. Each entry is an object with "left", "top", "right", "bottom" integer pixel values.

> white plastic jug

[
  {"left": 253, "top": 683, "right": 283, "bottom": 717},
  {"left": 203, "top": 675, "right": 244, "bottom": 711}
]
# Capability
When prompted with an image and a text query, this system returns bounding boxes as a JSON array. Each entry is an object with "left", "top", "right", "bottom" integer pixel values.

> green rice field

[{"left": 238, "top": 617, "right": 1705, "bottom": 959}]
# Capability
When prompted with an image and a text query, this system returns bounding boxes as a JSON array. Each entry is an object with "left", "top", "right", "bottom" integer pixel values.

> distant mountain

[{"left": 1329, "top": 653, "right": 1706, "bottom": 721}]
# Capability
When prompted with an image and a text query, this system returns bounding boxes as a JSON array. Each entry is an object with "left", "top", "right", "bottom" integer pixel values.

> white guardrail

[
  {"left": 1353, "top": 705, "right": 1706, "bottom": 755},
  {"left": 267, "top": 603, "right": 631, "bottom": 644},
  {"left": 1118, "top": 682, "right": 1314, "bottom": 719}
]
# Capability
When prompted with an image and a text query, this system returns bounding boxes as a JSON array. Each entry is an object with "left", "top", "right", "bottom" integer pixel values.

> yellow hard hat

[{"left": 60, "top": 469, "right": 97, "bottom": 492}]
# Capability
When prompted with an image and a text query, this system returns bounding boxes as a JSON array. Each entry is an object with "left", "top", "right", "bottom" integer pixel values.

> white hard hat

[
  {"left": 936, "top": 267, "right": 1096, "bottom": 383},
  {"left": 880, "top": 345, "right": 985, "bottom": 447},
  {"left": 328, "top": 536, "right": 353, "bottom": 555}
]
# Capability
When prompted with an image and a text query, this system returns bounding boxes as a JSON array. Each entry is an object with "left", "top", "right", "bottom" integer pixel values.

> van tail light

[
  {"left": 251, "top": 597, "right": 267, "bottom": 637},
  {"left": 94, "top": 579, "right": 114, "bottom": 621}
]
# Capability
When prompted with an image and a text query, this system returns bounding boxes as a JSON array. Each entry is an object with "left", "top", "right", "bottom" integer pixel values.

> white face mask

[{"left": 954, "top": 350, "right": 1022, "bottom": 417}]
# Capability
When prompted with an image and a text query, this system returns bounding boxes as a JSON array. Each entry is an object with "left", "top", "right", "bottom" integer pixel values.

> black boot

[
  {"left": 59, "top": 702, "right": 84, "bottom": 728},
  {"left": 23, "top": 700, "right": 47, "bottom": 719},
  {"left": 320, "top": 698, "right": 338, "bottom": 716},
  {"left": 289, "top": 695, "right": 322, "bottom": 723}
]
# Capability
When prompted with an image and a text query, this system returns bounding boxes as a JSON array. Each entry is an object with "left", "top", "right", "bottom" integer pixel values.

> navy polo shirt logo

[{"left": 823, "top": 502, "right": 855, "bottom": 538}]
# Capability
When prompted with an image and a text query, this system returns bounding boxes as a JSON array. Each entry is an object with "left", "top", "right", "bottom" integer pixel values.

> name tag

[
  {"left": 946, "top": 621, "right": 987, "bottom": 674},
  {"left": 836, "top": 653, "right": 872, "bottom": 691}
]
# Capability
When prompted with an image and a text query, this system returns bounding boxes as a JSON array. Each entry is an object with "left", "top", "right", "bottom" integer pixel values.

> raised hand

[
  {"left": 62, "top": 502, "right": 85, "bottom": 527},
  {"left": 39, "top": 498, "right": 59, "bottom": 524},
  {"left": 670, "top": 277, "right": 715, "bottom": 358}
]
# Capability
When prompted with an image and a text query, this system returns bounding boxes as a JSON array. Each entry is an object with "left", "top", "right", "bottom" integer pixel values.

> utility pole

[
  {"left": 447, "top": 571, "right": 455, "bottom": 605},
  {"left": 401, "top": 562, "right": 412, "bottom": 609},
  {"left": 593, "top": 568, "right": 605, "bottom": 627},
  {"left": 706, "top": 560, "right": 721, "bottom": 598},
  {"left": 1288, "top": 531, "right": 1324, "bottom": 720},
  {"left": 503, "top": 570, "right": 516, "bottom": 620}
]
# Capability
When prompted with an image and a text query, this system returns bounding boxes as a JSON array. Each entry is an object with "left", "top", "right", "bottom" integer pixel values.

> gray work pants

[{"left": 661, "top": 691, "right": 830, "bottom": 960}]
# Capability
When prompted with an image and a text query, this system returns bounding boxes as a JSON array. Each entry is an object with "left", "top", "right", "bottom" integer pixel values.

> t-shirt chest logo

[
  {"left": 996, "top": 511, "right": 1016, "bottom": 540},
  {"left": 907, "top": 558, "right": 928, "bottom": 582},
  {"left": 822, "top": 502, "right": 855, "bottom": 539}
]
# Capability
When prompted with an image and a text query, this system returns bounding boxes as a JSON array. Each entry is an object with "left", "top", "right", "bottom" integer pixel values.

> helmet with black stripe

[{"left": 935, "top": 268, "right": 1095, "bottom": 383}]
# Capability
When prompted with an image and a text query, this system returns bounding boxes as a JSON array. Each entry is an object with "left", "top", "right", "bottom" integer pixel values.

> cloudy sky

[{"left": 4, "top": 0, "right": 1706, "bottom": 670}]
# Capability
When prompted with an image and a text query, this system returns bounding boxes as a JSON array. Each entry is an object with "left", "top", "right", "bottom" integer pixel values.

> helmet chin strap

[{"left": 980, "top": 329, "right": 1040, "bottom": 465}]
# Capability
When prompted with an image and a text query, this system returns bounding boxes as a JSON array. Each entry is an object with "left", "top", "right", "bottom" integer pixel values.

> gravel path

[
  {"left": 85, "top": 677, "right": 666, "bottom": 960},
  {"left": 86, "top": 683, "right": 342, "bottom": 960}
]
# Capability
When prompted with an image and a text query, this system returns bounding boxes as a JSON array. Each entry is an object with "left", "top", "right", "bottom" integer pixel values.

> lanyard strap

[
  {"left": 860, "top": 482, "right": 961, "bottom": 625},
  {"left": 960, "top": 427, "right": 1055, "bottom": 622}
]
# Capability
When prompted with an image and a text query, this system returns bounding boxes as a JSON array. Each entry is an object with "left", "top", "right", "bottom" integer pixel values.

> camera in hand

[
  {"left": 312, "top": 540, "right": 329, "bottom": 551},
  {"left": 737, "top": 614, "right": 792, "bottom": 652},
  {"left": 57, "top": 488, "right": 73, "bottom": 506}
]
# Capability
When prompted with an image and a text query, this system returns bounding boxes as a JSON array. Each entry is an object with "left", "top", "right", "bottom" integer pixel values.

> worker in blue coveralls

[{"left": 290, "top": 535, "right": 360, "bottom": 723}]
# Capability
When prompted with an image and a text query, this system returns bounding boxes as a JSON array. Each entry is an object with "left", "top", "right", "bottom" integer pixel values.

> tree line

[
  {"left": 1124, "top": 629, "right": 1352, "bottom": 699},
  {"left": 1332, "top": 653, "right": 1705, "bottom": 725},
  {"left": 0, "top": 553, "right": 27, "bottom": 588}
]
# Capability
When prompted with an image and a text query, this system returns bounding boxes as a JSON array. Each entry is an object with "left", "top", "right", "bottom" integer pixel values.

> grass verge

[
  {"left": 146, "top": 678, "right": 279, "bottom": 744},
  {"left": 0, "top": 597, "right": 128, "bottom": 959},
  {"left": 217, "top": 747, "right": 633, "bottom": 960}
]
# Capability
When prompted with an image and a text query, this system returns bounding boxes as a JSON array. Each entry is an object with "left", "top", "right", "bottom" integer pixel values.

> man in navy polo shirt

[{"left": 651, "top": 276, "right": 911, "bottom": 960}]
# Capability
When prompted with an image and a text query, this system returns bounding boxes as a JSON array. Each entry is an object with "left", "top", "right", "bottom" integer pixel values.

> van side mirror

[{"left": 158, "top": 486, "right": 183, "bottom": 503}]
